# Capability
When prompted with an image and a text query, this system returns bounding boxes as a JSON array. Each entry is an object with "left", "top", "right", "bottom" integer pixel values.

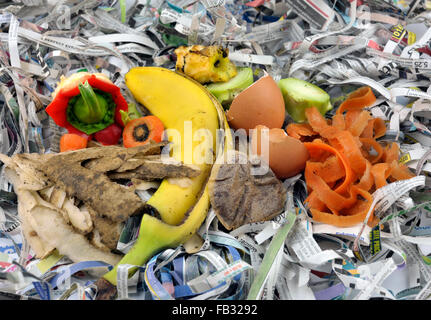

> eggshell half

[
  {"left": 226, "top": 74, "right": 285, "bottom": 133},
  {"left": 251, "top": 125, "right": 309, "bottom": 179}
]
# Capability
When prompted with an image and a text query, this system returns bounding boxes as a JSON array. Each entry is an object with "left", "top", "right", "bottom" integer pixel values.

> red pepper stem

[{"left": 78, "top": 80, "right": 105, "bottom": 122}]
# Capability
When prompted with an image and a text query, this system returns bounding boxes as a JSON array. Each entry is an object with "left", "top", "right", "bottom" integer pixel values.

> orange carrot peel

[{"left": 287, "top": 86, "right": 416, "bottom": 228}]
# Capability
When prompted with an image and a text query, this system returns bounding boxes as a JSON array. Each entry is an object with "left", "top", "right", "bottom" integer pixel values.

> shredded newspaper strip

[{"left": 1, "top": 0, "right": 431, "bottom": 301}]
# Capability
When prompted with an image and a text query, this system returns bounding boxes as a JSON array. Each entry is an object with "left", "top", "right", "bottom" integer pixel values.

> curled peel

[{"left": 290, "top": 86, "right": 416, "bottom": 228}]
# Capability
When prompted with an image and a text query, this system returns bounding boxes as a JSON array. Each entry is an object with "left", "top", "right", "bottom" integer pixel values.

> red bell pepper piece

[{"left": 45, "top": 73, "right": 128, "bottom": 137}]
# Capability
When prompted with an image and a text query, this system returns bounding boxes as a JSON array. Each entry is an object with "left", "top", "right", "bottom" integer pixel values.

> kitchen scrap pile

[{"left": 1, "top": 0, "right": 431, "bottom": 300}]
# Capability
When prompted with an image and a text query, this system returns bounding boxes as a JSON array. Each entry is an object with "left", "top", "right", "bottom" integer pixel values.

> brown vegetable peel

[{"left": 208, "top": 151, "right": 286, "bottom": 230}]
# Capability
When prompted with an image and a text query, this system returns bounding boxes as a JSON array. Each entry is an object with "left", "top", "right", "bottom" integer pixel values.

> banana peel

[
  {"left": 95, "top": 67, "right": 233, "bottom": 299},
  {"left": 175, "top": 45, "right": 237, "bottom": 84},
  {"left": 125, "top": 67, "right": 221, "bottom": 226}
]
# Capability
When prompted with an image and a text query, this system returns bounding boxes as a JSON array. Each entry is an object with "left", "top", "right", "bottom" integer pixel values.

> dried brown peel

[
  {"left": 40, "top": 152, "right": 146, "bottom": 222},
  {"left": 61, "top": 199, "right": 93, "bottom": 234},
  {"left": 130, "top": 179, "right": 160, "bottom": 191},
  {"left": 1, "top": 142, "right": 202, "bottom": 265},
  {"left": 88, "top": 207, "right": 124, "bottom": 251},
  {"left": 113, "top": 155, "right": 197, "bottom": 173},
  {"left": 5, "top": 166, "right": 118, "bottom": 263},
  {"left": 9, "top": 170, "right": 56, "bottom": 259},
  {"left": 83, "top": 155, "right": 131, "bottom": 173},
  {"left": 90, "top": 229, "right": 112, "bottom": 253},
  {"left": 114, "top": 158, "right": 148, "bottom": 172},
  {"left": 29, "top": 204, "right": 121, "bottom": 265},
  {"left": 81, "top": 145, "right": 167, "bottom": 172},
  {"left": 38, "top": 186, "right": 54, "bottom": 203},
  {"left": 208, "top": 151, "right": 286, "bottom": 230},
  {"left": 9, "top": 154, "right": 52, "bottom": 188},
  {"left": 4, "top": 167, "right": 53, "bottom": 258},
  {"left": 49, "top": 142, "right": 167, "bottom": 167},
  {"left": 0, "top": 144, "right": 165, "bottom": 264},
  {"left": 47, "top": 187, "right": 67, "bottom": 209},
  {"left": 34, "top": 144, "right": 169, "bottom": 222},
  {"left": 0, "top": 153, "right": 50, "bottom": 191}
]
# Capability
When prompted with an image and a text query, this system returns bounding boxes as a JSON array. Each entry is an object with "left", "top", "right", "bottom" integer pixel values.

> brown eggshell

[
  {"left": 226, "top": 74, "right": 285, "bottom": 133},
  {"left": 251, "top": 125, "right": 309, "bottom": 179}
]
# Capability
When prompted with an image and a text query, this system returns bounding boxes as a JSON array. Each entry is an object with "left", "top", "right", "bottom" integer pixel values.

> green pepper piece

[
  {"left": 66, "top": 89, "right": 116, "bottom": 135},
  {"left": 73, "top": 81, "right": 108, "bottom": 124},
  {"left": 120, "top": 102, "right": 142, "bottom": 126},
  {"left": 205, "top": 67, "right": 254, "bottom": 108}
]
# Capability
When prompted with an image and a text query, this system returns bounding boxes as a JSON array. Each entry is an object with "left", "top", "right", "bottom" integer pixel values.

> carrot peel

[{"left": 298, "top": 86, "right": 415, "bottom": 228}]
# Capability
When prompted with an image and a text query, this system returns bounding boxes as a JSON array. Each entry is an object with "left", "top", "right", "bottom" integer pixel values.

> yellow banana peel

[{"left": 126, "top": 67, "right": 219, "bottom": 225}]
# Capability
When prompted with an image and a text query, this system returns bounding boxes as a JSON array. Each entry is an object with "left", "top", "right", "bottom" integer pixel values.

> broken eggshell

[
  {"left": 251, "top": 125, "right": 309, "bottom": 179},
  {"left": 226, "top": 73, "right": 285, "bottom": 133}
]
